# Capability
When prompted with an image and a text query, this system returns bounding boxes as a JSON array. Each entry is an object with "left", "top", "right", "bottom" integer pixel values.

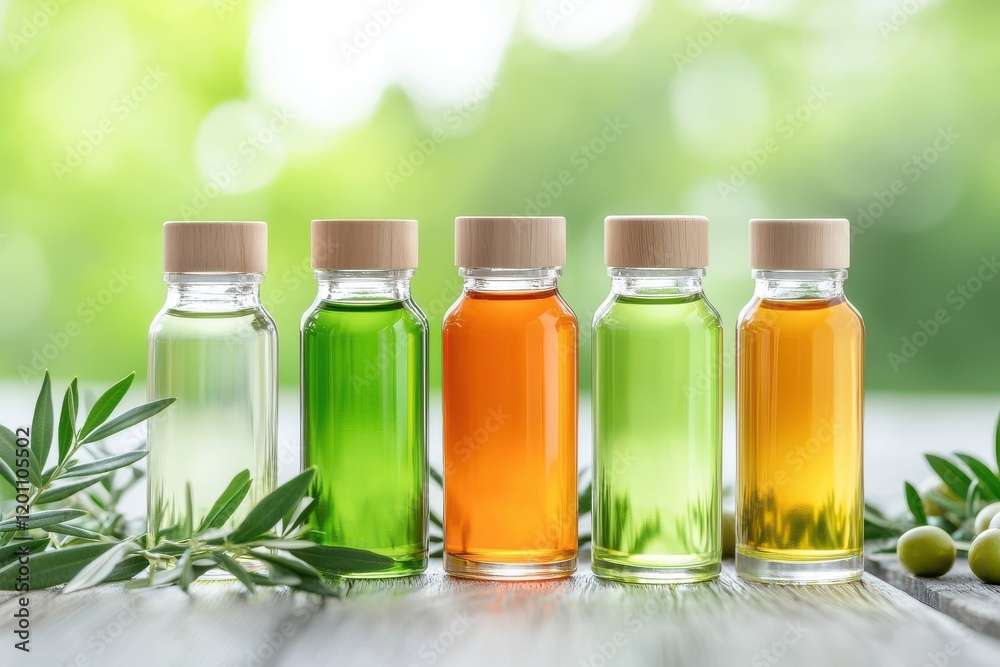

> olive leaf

[
  {"left": 579, "top": 480, "right": 593, "bottom": 517},
  {"left": 0, "top": 508, "right": 87, "bottom": 531},
  {"left": 63, "top": 541, "right": 141, "bottom": 593},
  {"left": 62, "top": 451, "right": 148, "bottom": 478},
  {"left": 38, "top": 476, "right": 109, "bottom": 504},
  {"left": 0, "top": 538, "right": 49, "bottom": 568},
  {"left": 291, "top": 545, "right": 395, "bottom": 575},
  {"left": 29, "top": 371, "right": 54, "bottom": 477},
  {"left": 47, "top": 523, "right": 105, "bottom": 540},
  {"left": 78, "top": 373, "right": 134, "bottom": 442},
  {"left": 0, "top": 460, "right": 15, "bottom": 489},
  {"left": 79, "top": 399, "right": 175, "bottom": 445},
  {"left": 230, "top": 468, "right": 316, "bottom": 543},
  {"left": 867, "top": 408, "right": 1000, "bottom": 544},
  {"left": 955, "top": 453, "right": 1000, "bottom": 502},
  {"left": 280, "top": 497, "right": 315, "bottom": 536},
  {"left": 904, "top": 481, "right": 927, "bottom": 526},
  {"left": 428, "top": 466, "right": 443, "bottom": 487},
  {"left": 212, "top": 552, "right": 256, "bottom": 592},
  {"left": 57, "top": 377, "right": 79, "bottom": 464},
  {"left": 995, "top": 413, "right": 1000, "bottom": 473},
  {"left": 925, "top": 454, "right": 972, "bottom": 500},
  {"left": 1, "top": 374, "right": 394, "bottom": 596},
  {"left": 197, "top": 469, "right": 252, "bottom": 532},
  {"left": 0, "top": 543, "right": 120, "bottom": 590}
]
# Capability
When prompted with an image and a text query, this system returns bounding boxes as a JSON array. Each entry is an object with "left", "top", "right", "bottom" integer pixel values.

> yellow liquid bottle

[{"left": 736, "top": 219, "right": 864, "bottom": 584}]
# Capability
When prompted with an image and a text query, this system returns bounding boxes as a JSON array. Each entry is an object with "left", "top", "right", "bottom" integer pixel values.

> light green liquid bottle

[
  {"left": 592, "top": 216, "right": 722, "bottom": 583},
  {"left": 147, "top": 222, "right": 277, "bottom": 550},
  {"left": 300, "top": 220, "right": 428, "bottom": 578}
]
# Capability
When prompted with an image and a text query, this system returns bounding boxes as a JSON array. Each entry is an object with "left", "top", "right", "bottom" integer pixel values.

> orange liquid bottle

[
  {"left": 737, "top": 219, "right": 865, "bottom": 584},
  {"left": 443, "top": 216, "right": 578, "bottom": 580}
]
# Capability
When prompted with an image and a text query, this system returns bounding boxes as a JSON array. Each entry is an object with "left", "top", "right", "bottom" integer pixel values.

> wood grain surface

[
  {"left": 2, "top": 560, "right": 1000, "bottom": 666},
  {"left": 867, "top": 554, "right": 1000, "bottom": 641}
]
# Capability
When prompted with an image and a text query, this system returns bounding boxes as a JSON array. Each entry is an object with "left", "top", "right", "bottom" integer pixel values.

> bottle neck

[
  {"left": 163, "top": 273, "right": 263, "bottom": 311},
  {"left": 315, "top": 270, "right": 412, "bottom": 302},
  {"left": 752, "top": 269, "right": 846, "bottom": 300},
  {"left": 460, "top": 267, "right": 561, "bottom": 293},
  {"left": 609, "top": 268, "right": 704, "bottom": 298}
]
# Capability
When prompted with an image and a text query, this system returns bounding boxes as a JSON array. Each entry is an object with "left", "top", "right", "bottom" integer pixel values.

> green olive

[
  {"left": 968, "top": 529, "right": 1000, "bottom": 585},
  {"left": 897, "top": 526, "right": 956, "bottom": 577},
  {"left": 721, "top": 511, "right": 736, "bottom": 558},
  {"left": 975, "top": 502, "right": 1000, "bottom": 535}
]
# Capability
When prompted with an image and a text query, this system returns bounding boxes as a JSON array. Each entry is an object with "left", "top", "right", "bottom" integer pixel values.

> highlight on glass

[
  {"left": 301, "top": 219, "right": 429, "bottom": 578},
  {"left": 442, "top": 216, "right": 579, "bottom": 580},
  {"left": 736, "top": 218, "right": 865, "bottom": 584},
  {"left": 147, "top": 221, "right": 278, "bottom": 569},
  {"left": 592, "top": 215, "right": 722, "bottom": 583}
]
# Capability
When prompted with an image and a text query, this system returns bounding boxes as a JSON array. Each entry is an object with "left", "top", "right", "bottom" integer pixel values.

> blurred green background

[{"left": 0, "top": 0, "right": 997, "bottom": 392}]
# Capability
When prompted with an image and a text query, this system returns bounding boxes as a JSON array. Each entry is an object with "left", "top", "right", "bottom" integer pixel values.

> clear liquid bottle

[
  {"left": 443, "top": 216, "right": 578, "bottom": 580},
  {"left": 592, "top": 216, "right": 722, "bottom": 583},
  {"left": 147, "top": 222, "right": 277, "bottom": 546},
  {"left": 736, "top": 218, "right": 865, "bottom": 584},
  {"left": 301, "top": 219, "right": 428, "bottom": 578}
]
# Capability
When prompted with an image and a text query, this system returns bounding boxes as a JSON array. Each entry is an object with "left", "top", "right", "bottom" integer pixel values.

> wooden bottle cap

[
  {"left": 311, "top": 219, "right": 418, "bottom": 270},
  {"left": 604, "top": 215, "right": 709, "bottom": 268},
  {"left": 454, "top": 216, "right": 566, "bottom": 269},
  {"left": 163, "top": 221, "right": 267, "bottom": 273},
  {"left": 749, "top": 219, "right": 850, "bottom": 270}
]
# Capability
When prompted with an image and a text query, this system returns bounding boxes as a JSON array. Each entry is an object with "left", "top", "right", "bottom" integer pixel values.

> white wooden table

[
  {"left": 3, "top": 560, "right": 1000, "bottom": 666},
  {"left": 2, "top": 387, "right": 1000, "bottom": 665}
]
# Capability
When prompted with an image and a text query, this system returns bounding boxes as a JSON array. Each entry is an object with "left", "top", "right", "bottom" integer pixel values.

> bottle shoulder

[
  {"left": 738, "top": 293, "right": 864, "bottom": 336},
  {"left": 149, "top": 305, "right": 276, "bottom": 342},
  {"left": 443, "top": 288, "right": 577, "bottom": 331},
  {"left": 302, "top": 298, "right": 426, "bottom": 335},
  {"left": 593, "top": 292, "right": 722, "bottom": 332}
]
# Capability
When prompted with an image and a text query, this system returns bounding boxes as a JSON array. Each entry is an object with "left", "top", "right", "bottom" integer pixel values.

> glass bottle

[
  {"left": 148, "top": 221, "right": 277, "bottom": 548},
  {"left": 301, "top": 219, "right": 428, "bottom": 578},
  {"left": 592, "top": 216, "right": 722, "bottom": 583},
  {"left": 737, "top": 218, "right": 865, "bottom": 584},
  {"left": 443, "top": 216, "right": 578, "bottom": 580}
]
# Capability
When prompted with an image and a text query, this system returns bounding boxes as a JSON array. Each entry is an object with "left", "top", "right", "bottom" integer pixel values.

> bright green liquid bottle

[
  {"left": 301, "top": 273, "right": 428, "bottom": 578},
  {"left": 592, "top": 270, "right": 722, "bottom": 583}
]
